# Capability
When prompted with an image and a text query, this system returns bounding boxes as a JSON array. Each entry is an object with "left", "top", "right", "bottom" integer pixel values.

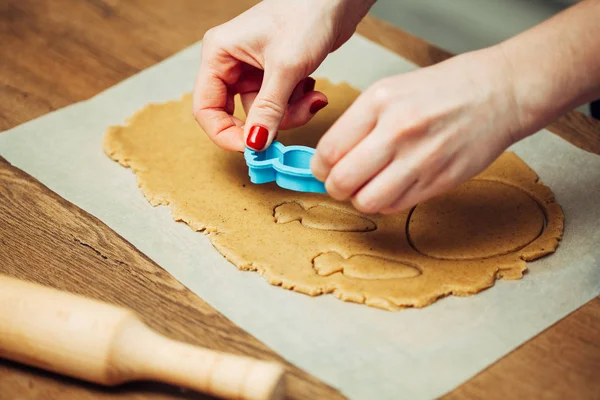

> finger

[
  {"left": 244, "top": 65, "right": 303, "bottom": 151},
  {"left": 352, "top": 141, "right": 456, "bottom": 214},
  {"left": 324, "top": 125, "right": 395, "bottom": 202},
  {"left": 351, "top": 157, "right": 419, "bottom": 214},
  {"left": 242, "top": 89, "right": 328, "bottom": 130},
  {"left": 242, "top": 77, "right": 316, "bottom": 113},
  {"left": 231, "top": 66, "right": 264, "bottom": 95},
  {"left": 279, "top": 90, "right": 328, "bottom": 130},
  {"left": 241, "top": 91, "right": 258, "bottom": 116},
  {"left": 193, "top": 49, "right": 245, "bottom": 152},
  {"left": 235, "top": 68, "right": 264, "bottom": 116},
  {"left": 381, "top": 154, "right": 466, "bottom": 214},
  {"left": 311, "top": 91, "right": 378, "bottom": 182},
  {"left": 380, "top": 177, "right": 445, "bottom": 215},
  {"left": 288, "top": 77, "right": 315, "bottom": 105}
]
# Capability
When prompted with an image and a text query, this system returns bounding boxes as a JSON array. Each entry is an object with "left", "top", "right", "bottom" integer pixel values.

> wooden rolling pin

[{"left": 0, "top": 274, "right": 285, "bottom": 400}]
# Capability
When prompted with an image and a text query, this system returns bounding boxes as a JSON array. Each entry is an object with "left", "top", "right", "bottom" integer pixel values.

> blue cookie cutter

[{"left": 244, "top": 141, "right": 326, "bottom": 193}]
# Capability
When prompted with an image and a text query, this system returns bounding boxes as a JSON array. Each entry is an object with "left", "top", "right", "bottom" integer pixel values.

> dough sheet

[{"left": 104, "top": 79, "right": 563, "bottom": 310}]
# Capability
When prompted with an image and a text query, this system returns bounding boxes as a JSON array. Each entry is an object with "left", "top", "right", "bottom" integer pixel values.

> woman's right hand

[{"left": 193, "top": 0, "right": 374, "bottom": 152}]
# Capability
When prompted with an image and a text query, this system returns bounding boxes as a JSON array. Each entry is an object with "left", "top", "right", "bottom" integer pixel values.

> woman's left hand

[{"left": 311, "top": 46, "right": 529, "bottom": 214}]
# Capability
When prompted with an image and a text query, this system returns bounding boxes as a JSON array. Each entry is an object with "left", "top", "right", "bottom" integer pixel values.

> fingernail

[
  {"left": 310, "top": 100, "right": 328, "bottom": 114},
  {"left": 304, "top": 77, "right": 316, "bottom": 93},
  {"left": 246, "top": 125, "right": 269, "bottom": 150}
]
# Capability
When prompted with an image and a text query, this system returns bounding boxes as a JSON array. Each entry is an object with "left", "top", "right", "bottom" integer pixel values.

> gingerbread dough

[{"left": 104, "top": 79, "right": 564, "bottom": 311}]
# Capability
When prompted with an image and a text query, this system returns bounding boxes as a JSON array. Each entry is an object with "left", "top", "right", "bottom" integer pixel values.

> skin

[
  {"left": 194, "top": 0, "right": 600, "bottom": 214},
  {"left": 193, "top": 0, "right": 374, "bottom": 152}
]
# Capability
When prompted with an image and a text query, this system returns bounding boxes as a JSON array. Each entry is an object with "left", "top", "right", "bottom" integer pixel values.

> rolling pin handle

[
  {"left": 0, "top": 274, "right": 285, "bottom": 400},
  {"left": 110, "top": 315, "right": 285, "bottom": 400}
]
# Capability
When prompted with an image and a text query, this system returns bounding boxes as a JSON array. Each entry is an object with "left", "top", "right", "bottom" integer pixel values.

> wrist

[
  {"left": 328, "top": 0, "right": 376, "bottom": 48},
  {"left": 494, "top": 41, "right": 558, "bottom": 140},
  {"left": 455, "top": 46, "right": 529, "bottom": 144},
  {"left": 495, "top": 1, "right": 600, "bottom": 139}
]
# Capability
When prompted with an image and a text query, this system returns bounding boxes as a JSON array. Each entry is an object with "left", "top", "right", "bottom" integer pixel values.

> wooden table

[{"left": 1, "top": 1, "right": 599, "bottom": 399}]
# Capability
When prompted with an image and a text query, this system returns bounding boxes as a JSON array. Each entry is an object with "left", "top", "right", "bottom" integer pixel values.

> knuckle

[
  {"left": 427, "top": 146, "right": 449, "bottom": 171},
  {"left": 192, "top": 108, "right": 207, "bottom": 128},
  {"left": 327, "top": 170, "right": 354, "bottom": 198},
  {"left": 317, "top": 141, "right": 341, "bottom": 168},
  {"left": 271, "top": 54, "right": 305, "bottom": 76},
  {"left": 202, "top": 27, "right": 219, "bottom": 45},
  {"left": 192, "top": 104, "right": 200, "bottom": 121},
  {"left": 202, "top": 28, "right": 233, "bottom": 57},
  {"left": 272, "top": 58, "right": 295, "bottom": 72},
  {"left": 254, "top": 95, "right": 286, "bottom": 118},
  {"left": 370, "top": 78, "right": 394, "bottom": 105},
  {"left": 192, "top": 109, "right": 201, "bottom": 125},
  {"left": 353, "top": 195, "right": 379, "bottom": 214},
  {"left": 379, "top": 129, "right": 402, "bottom": 150},
  {"left": 445, "top": 159, "right": 466, "bottom": 185},
  {"left": 386, "top": 121, "right": 422, "bottom": 150}
]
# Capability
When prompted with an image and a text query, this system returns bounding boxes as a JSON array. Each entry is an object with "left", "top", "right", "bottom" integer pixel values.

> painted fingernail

[
  {"left": 246, "top": 125, "right": 269, "bottom": 150},
  {"left": 310, "top": 100, "right": 328, "bottom": 114},
  {"left": 304, "top": 77, "right": 316, "bottom": 93}
]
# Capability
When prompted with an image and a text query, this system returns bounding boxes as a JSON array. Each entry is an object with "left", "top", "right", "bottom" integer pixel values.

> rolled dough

[{"left": 104, "top": 79, "right": 564, "bottom": 310}]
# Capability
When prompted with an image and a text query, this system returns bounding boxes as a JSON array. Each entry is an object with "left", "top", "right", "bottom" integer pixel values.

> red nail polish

[
  {"left": 304, "top": 77, "right": 315, "bottom": 93},
  {"left": 310, "top": 100, "right": 328, "bottom": 114},
  {"left": 246, "top": 125, "right": 269, "bottom": 150}
]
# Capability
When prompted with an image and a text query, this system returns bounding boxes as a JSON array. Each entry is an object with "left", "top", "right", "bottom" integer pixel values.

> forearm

[{"left": 498, "top": 0, "right": 600, "bottom": 137}]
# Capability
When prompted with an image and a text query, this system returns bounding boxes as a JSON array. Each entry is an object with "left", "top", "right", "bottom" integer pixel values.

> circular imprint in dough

[{"left": 407, "top": 180, "right": 545, "bottom": 260}]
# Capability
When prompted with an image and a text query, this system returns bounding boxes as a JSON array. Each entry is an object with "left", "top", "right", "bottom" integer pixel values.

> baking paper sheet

[{"left": 1, "top": 35, "right": 599, "bottom": 400}]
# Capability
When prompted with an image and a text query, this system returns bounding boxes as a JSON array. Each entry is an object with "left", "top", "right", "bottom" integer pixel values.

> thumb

[{"left": 244, "top": 66, "right": 301, "bottom": 151}]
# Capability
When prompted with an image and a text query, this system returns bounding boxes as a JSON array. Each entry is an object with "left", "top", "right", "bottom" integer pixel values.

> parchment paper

[{"left": 1, "top": 35, "right": 599, "bottom": 400}]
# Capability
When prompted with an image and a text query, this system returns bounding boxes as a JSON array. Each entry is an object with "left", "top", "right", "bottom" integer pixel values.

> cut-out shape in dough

[
  {"left": 313, "top": 252, "right": 421, "bottom": 280},
  {"left": 407, "top": 180, "right": 544, "bottom": 260},
  {"left": 274, "top": 202, "right": 376, "bottom": 232}
]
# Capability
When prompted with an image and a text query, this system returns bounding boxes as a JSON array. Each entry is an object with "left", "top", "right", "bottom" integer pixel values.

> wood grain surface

[
  {"left": 1, "top": 1, "right": 599, "bottom": 399},
  {"left": 0, "top": 156, "right": 343, "bottom": 400}
]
